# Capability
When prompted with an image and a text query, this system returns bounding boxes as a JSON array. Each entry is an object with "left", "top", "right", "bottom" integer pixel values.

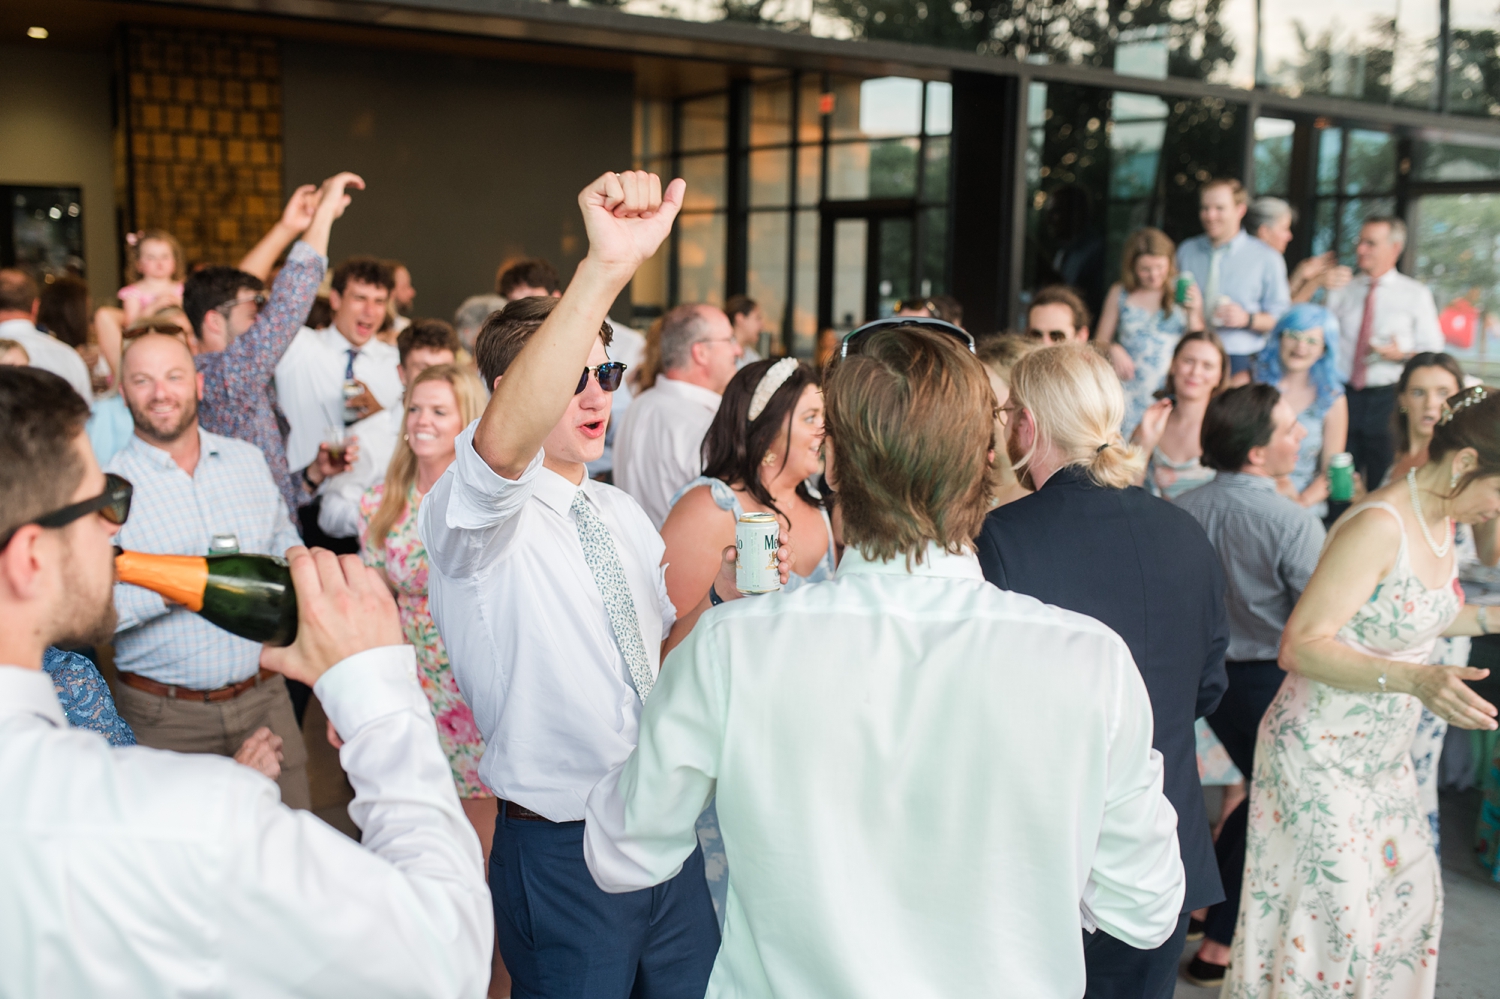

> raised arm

[{"left": 473, "top": 171, "right": 684, "bottom": 479}]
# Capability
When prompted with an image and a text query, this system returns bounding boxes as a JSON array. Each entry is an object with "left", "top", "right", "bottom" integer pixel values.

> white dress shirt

[
  {"left": 585, "top": 545, "right": 1186, "bottom": 998},
  {"left": 110, "top": 428, "right": 303, "bottom": 688},
  {"left": 419, "top": 422, "right": 675, "bottom": 821},
  {"left": 0, "top": 317, "right": 93, "bottom": 402},
  {"left": 319, "top": 408, "right": 400, "bottom": 539},
  {"left": 1327, "top": 270, "right": 1444, "bottom": 387},
  {"left": 274, "top": 325, "right": 404, "bottom": 474},
  {"left": 613, "top": 376, "right": 723, "bottom": 528},
  {"left": 0, "top": 645, "right": 492, "bottom": 998}
]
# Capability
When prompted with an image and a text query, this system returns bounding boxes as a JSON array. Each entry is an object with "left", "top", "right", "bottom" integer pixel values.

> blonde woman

[
  {"left": 1095, "top": 227, "right": 1204, "bottom": 437},
  {"left": 977, "top": 344, "right": 1231, "bottom": 994}
]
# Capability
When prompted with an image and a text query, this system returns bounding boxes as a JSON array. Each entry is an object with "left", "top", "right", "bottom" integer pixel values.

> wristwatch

[
  {"left": 302, "top": 466, "right": 318, "bottom": 491},
  {"left": 708, "top": 584, "right": 724, "bottom": 607}
]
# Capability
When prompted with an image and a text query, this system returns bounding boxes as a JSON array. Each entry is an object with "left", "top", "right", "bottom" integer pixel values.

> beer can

[
  {"left": 1328, "top": 452, "right": 1355, "bottom": 502},
  {"left": 735, "top": 513, "right": 781, "bottom": 594},
  {"left": 1175, "top": 272, "right": 1194, "bottom": 305}
]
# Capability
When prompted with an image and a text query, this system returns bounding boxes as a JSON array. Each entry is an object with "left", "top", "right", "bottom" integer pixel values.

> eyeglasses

[
  {"left": 0, "top": 473, "right": 133, "bottom": 550},
  {"left": 576, "top": 362, "right": 628, "bottom": 394},
  {"left": 212, "top": 292, "right": 266, "bottom": 317},
  {"left": 1283, "top": 330, "right": 1324, "bottom": 348},
  {"left": 694, "top": 335, "right": 739, "bottom": 349},
  {"left": 839, "top": 317, "right": 976, "bottom": 359},
  {"left": 1026, "top": 328, "right": 1074, "bottom": 344}
]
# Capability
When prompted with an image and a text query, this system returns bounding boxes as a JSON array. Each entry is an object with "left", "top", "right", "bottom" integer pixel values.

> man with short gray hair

[
  {"left": 453, "top": 294, "right": 508, "bottom": 355},
  {"left": 613, "top": 302, "right": 741, "bottom": 527},
  {"left": 1327, "top": 215, "right": 1444, "bottom": 487}
]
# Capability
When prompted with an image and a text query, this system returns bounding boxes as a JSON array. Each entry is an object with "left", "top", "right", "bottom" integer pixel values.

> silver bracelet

[{"left": 1377, "top": 670, "right": 1389, "bottom": 693}]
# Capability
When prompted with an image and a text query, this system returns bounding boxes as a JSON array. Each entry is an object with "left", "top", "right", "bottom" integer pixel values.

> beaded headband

[
  {"left": 747, "top": 358, "right": 800, "bottom": 421},
  {"left": 1439, "top": 385, "right": 1487, "bottom": 425}
]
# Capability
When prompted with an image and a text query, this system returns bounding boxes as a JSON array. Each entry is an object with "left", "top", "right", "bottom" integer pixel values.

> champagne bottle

[{"left": 115, "top": 550, "right": 298, "bottom": 647}]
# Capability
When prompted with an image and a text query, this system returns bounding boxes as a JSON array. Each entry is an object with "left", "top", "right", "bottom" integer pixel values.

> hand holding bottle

[{"left": 260, "top": 547, "right": 403, "bottom": 686}]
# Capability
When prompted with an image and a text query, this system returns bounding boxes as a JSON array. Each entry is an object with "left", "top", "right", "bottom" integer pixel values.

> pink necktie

[{"left": 1349, "top": 276, "right": 1379, "bottom": 390}]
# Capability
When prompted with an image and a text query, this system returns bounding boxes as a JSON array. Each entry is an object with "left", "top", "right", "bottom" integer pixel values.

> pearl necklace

[{"left": 1407, "top": 468, "right": 1453, "bottom": 558}]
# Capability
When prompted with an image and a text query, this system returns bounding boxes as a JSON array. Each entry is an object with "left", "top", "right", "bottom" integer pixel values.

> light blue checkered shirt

[{"left": 108, "top": 428, "right": 302, "bottom": 688}]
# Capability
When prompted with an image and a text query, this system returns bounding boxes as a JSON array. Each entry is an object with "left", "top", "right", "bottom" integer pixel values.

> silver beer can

[{"left": 735, "top": 512, "right": 781, "bottom": 594}]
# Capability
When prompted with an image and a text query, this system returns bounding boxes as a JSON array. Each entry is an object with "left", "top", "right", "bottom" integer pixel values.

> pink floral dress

[{"left": 359, "top": 482, "right": 491, "bottom": 799}]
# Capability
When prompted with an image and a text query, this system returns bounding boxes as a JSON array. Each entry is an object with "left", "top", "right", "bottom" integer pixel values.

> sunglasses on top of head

[
  {"left": 0, "top": 473, "right": 133, "bottom": 551},
  {"left": 576, "top": 361, "right": 628, "bottom": 394},
  {"left": 839, "top": 317, "right": 976, "bottom": 359}
]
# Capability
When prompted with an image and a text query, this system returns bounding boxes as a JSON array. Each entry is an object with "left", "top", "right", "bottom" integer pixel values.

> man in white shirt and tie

[
  {"left": 583, "top": 322, "right": 1186, "bottom": 998},
  {"left": 613, "top": 302, "right": 741, "bottom": 527},
  {"left": 275, "top": 257, "right": 404, "bottom": 551},
  {"left": 0, "top": 366, "right": 492, "bottom": 997},
  {"left": 0, "top": 268, "right": 93, "bottom": 401},
  {"left": 420, "top": 170, "right": 725, "bottom": 999},
  {"left": 1326, "top": 216, "right": 1445, "bottom": 488}
]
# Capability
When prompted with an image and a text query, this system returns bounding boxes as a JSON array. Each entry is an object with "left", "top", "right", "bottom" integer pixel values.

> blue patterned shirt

[
  {"left": 41, "top": 648, "right": 136, "bottom": 746},
  {"left": 109, "top": 428, "right": 302, "bottom": 689},
  {"left": 197, "top": 240, "right": 327, "bottom": 515}
]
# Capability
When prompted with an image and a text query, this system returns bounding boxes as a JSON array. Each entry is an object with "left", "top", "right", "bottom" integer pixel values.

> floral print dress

[
  {"left": 1226, "top": 501, "right": 1457, "bottom": 999},
  {"left": 359, "top": 482, "right": 491, "bottom": 799},
  {"left": 1115, "top": 291, "right": 1189, "bottom": 439}
]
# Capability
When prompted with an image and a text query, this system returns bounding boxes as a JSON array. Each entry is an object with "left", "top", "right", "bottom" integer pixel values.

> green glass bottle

[{"left": 115, "top": 550, "right": 298, "bottom": 646}]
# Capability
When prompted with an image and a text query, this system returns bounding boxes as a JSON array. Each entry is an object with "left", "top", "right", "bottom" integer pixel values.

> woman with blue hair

[{"left": 1252, "top": 303, "right": 1347, "bottom": 507}]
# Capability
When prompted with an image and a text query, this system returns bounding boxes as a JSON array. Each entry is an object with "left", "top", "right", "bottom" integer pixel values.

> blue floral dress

[
  {"left": 41, "top": 647, "right": 135, "bottom": 746},
  {"left": 1115, "top": 290, "right": 1189, "bottom": 439},
  {"left": 1227, "top": 502, "right": 1456, "bottom": 998}
]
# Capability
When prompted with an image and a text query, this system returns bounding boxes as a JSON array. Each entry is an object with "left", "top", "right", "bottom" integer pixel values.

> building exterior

[{"left": 2, "top": 0, "right": 1499, "bottom": 370}]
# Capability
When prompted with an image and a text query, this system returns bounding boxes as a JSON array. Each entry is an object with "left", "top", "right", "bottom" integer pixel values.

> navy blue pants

[
  {"left": 490, "top": 809, "right": 720, "bottom": 999},
  {"left": 1346, "top": 383, "right": 1397, "bottom": 492},
  {"left": 1203, "top": 659, "right": 1287, "bottom": 947},
  {"left": 1082, "top": 913, "right": 1191, "bottom": 999}
]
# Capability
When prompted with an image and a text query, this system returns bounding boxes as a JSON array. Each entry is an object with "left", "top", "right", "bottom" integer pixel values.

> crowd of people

[{"left": 1, "top": 161, "right": 1498, "bottom": 999}]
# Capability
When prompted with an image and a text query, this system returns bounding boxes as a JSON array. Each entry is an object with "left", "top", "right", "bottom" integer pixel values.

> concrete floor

[{"left": 1173, "top": 788, "right": 1500, "bottom": 998}]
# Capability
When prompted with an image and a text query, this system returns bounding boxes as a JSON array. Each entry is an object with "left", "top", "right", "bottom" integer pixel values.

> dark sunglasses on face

[
  {"left": 0, "top": 473, "right": 133, "bottom": 551},
  {"left": 213, "top": 292, "right": 267, "bottom": 316},
  {"left": 576, "top": 361, "right": 628, "bottom": 395},
  {"left": 840, "top": 317, "right": 976, "bottom": 359}
]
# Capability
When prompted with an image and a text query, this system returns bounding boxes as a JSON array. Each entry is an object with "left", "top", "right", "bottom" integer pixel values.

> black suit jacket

[{"left": 975, "top": 466, "right": 1229, "bottom": 914}]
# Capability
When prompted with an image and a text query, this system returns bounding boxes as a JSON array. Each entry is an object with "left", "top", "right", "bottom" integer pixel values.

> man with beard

[
  {"left": 106, "top": 331, "right": 310, "bottom": 807},
  {"left": 0, "top": 366, "right": 494, "bottom": 997}
]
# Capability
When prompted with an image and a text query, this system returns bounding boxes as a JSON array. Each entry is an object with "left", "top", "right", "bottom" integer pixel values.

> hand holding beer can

[
  {"left": 735, "top": 513, "right": 782, "bottom": 593},
  {"left": 1175, "top": 272, "right": 1194, "bottom": 306},
  {"left": 1328, "top": 452, "right": 1355, "bottom": 502}
]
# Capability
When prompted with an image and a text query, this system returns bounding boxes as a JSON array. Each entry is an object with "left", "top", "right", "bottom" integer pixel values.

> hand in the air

[{"left": 578, "top": 170, "right": 686, "bottom": 278}]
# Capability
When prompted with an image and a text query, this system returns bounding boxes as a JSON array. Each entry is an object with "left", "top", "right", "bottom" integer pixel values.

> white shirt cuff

[{"left": 313, "top": 645, "right": 424, "bottom": 737}]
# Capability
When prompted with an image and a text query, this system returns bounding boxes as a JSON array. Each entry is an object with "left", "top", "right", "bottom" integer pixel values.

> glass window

[
  {"left": 1447, "top": 0, "right": 1500, "bottom": 117},
  {"left": 749, "top": 78, "right": 792, "bottom": 148},
  {"left": 1317, "top": 128, "right": 1343, "bottom": 195},
  {"left": 680, "top": 93, "right": 728, "bottom": 152},
  {"left": 632, "top": 240, "right": 669, "bottom": 315},
  {"left": 746, "top": 211, "right": 789, "bottom": 349},
  {"left": 831, "top": 217, "right": 868, "bottom": 331},
  {"left": 924, "top": 82, "right": 952, "bottom": 137},
  {"left": 875, "top": 217, "right": 914, "bottom": 317},
  {"left": 1259, "top": 0, "right": 1401, "bottom": 101},
  {"left": 797, "top": 145, "right": 822, "bottom": 206},
  {"left": 921, "top": 136, "right": 950, "bottom": 204},
  {"left": 634, "top": 99, "right": 671, "bottom": 165},
  {"left": 1253, "top": 118, "right": 1295, "bottom": 196},
  {"left": 919, "top": 206, "right": 949, "bottom": 300},
  {"left": 1413, "top": 191, "right": 1500, "bottom": 377},
  {"left": 829, "top": 75, "right": 923, "bottom": 140},
  {"left": 1415, "top": 140, "right": 1500, "bottom": 182},
  {"left": 798, "top": 75, "right": 825, "bottom": 144},
  {"left": 791, "top": 209, "right": 819, "bottom": 355},
  {"left": 749, "top": 148, "right": 791, "bottom": 208},
  {"left": 676, "top": 213, "right": 725, "bottom": 307},
  {"left": 1344, "top": 129, "right": 1396, "bottom": 195},
  {"left": 1311, "top": 200, "right": 1338, "bottom": 256},
  {"left": 679, "top": 153, "right": 727, "bottom": 211},
  {"left": 827, "top": 139, "right": 920, "bottom": 200}
]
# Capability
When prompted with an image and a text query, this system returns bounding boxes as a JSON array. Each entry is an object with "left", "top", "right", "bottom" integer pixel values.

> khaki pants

[{"left": 115, "top": 673, "right": 311, "bottom": 810}]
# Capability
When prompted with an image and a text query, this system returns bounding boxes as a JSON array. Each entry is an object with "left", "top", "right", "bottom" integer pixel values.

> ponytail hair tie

[{"left": 1095, "top": 442, "right": 1111, "bottom": 454}]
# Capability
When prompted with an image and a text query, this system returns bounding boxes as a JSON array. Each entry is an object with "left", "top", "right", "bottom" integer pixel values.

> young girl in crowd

[
  {"left": 1094, "top": 227, "right": 1203, "bottom": 438},
  {"left": 118, "top": 230, "right": 186, "bottom": 323},
  {"left": 1131, "top": 329, "right": 1229, "bottom": 499},
  {"left": 1252, "top": 304, "right": 1347, "bottom": 509}
]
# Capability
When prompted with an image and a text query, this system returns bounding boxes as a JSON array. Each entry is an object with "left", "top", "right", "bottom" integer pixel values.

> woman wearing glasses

[{"left": 1252, "top": 304, "right": 1348, "bottom": 509}]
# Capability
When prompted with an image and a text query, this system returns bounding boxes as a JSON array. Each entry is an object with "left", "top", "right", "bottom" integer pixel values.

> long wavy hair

[
  {"left": 366, "top": 364, "right": 487, "bottom": 549},
  {"left": 1253, "top": 303, "right": 1342, "bottom": 411},
  {"left": 699, "top": 358, "right": 823, "bottom": 522}
]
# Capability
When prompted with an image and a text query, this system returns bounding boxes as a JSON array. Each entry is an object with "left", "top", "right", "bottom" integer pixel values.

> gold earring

[{"left": 762, "top": 451, "right": 778, "bottom": 466}]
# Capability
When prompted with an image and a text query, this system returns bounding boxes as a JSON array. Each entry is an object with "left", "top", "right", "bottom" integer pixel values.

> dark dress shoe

[{"left": 1183, "top": 954, "right": 1226, "bottom": 988}]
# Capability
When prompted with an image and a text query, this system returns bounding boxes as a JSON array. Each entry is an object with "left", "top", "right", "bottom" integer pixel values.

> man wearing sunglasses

[
  {"left": 184, "top": 172, "right": 364, "bottom": 519},
  {"left": 419, "top": 171, "right": 725, "bottom": 998},
  {"left": 0, "top": 366, "right": 493, "bottom": 996}
]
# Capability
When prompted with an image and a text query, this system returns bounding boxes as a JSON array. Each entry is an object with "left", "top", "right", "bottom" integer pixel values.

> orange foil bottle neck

[{"left": 114, "top": 551, "right": 209, "bottom": 612}]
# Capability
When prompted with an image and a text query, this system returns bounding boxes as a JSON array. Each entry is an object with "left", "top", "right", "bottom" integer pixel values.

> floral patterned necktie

[{"left": 571, "top": 491, "right": 654, "bottom": 700}]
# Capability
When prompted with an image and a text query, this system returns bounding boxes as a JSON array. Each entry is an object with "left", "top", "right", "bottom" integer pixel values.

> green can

[
  {"left": 1175, "top": 272, "right": 1194, "bottom": 305},
  {"left": 1328, "top": 452, "right": 1355, "bottom": 502}
]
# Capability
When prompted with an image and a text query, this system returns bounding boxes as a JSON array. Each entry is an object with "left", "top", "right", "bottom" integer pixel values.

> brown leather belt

[
  {"left": 117, "top": 668, "right": 275, "bottom": 703},
  {"left": 503, "top": 801, "right": 556, "bottom": 822}
]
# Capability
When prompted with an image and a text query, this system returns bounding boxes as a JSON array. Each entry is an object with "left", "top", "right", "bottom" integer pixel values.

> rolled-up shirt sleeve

[
  {"left": 584, "top": 614, "right": 724, "bottom": 893},
  {"left": 1080, "top": 642, "right": 1186, "bottom": 949},
  {"left": 219, "top": 645, "right": 492, "bottom": 997},
  {"left": 418, "top": 420, "right": 544, "bottom": 579}
]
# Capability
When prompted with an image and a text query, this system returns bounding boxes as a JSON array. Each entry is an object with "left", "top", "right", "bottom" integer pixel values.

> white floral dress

[{"left": 1226, "top": 501, "right": 1458, "bottom": 999}]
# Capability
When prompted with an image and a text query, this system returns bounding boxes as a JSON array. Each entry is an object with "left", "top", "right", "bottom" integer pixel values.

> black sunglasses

[
  {"left": 576, "top": 361, "right": 628, "bottom": 395},
  {"left": 840, "top": 317, "right": 976, "bottom": 359},
  {"left": 213, "top": 292, "right": 267, "bottom": 316},
  {"left": 0, "top": 473, "right": 133, "bottom": 550}
]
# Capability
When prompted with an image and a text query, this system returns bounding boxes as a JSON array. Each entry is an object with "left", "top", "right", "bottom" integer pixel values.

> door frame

[{"left": 817, "top": 198, "right": 920, "bottom": 331}]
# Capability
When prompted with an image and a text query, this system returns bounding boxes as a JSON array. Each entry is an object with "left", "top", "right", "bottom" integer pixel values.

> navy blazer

[{"left": 975, "top": 466, "right": 1229, "bottom": 914}]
